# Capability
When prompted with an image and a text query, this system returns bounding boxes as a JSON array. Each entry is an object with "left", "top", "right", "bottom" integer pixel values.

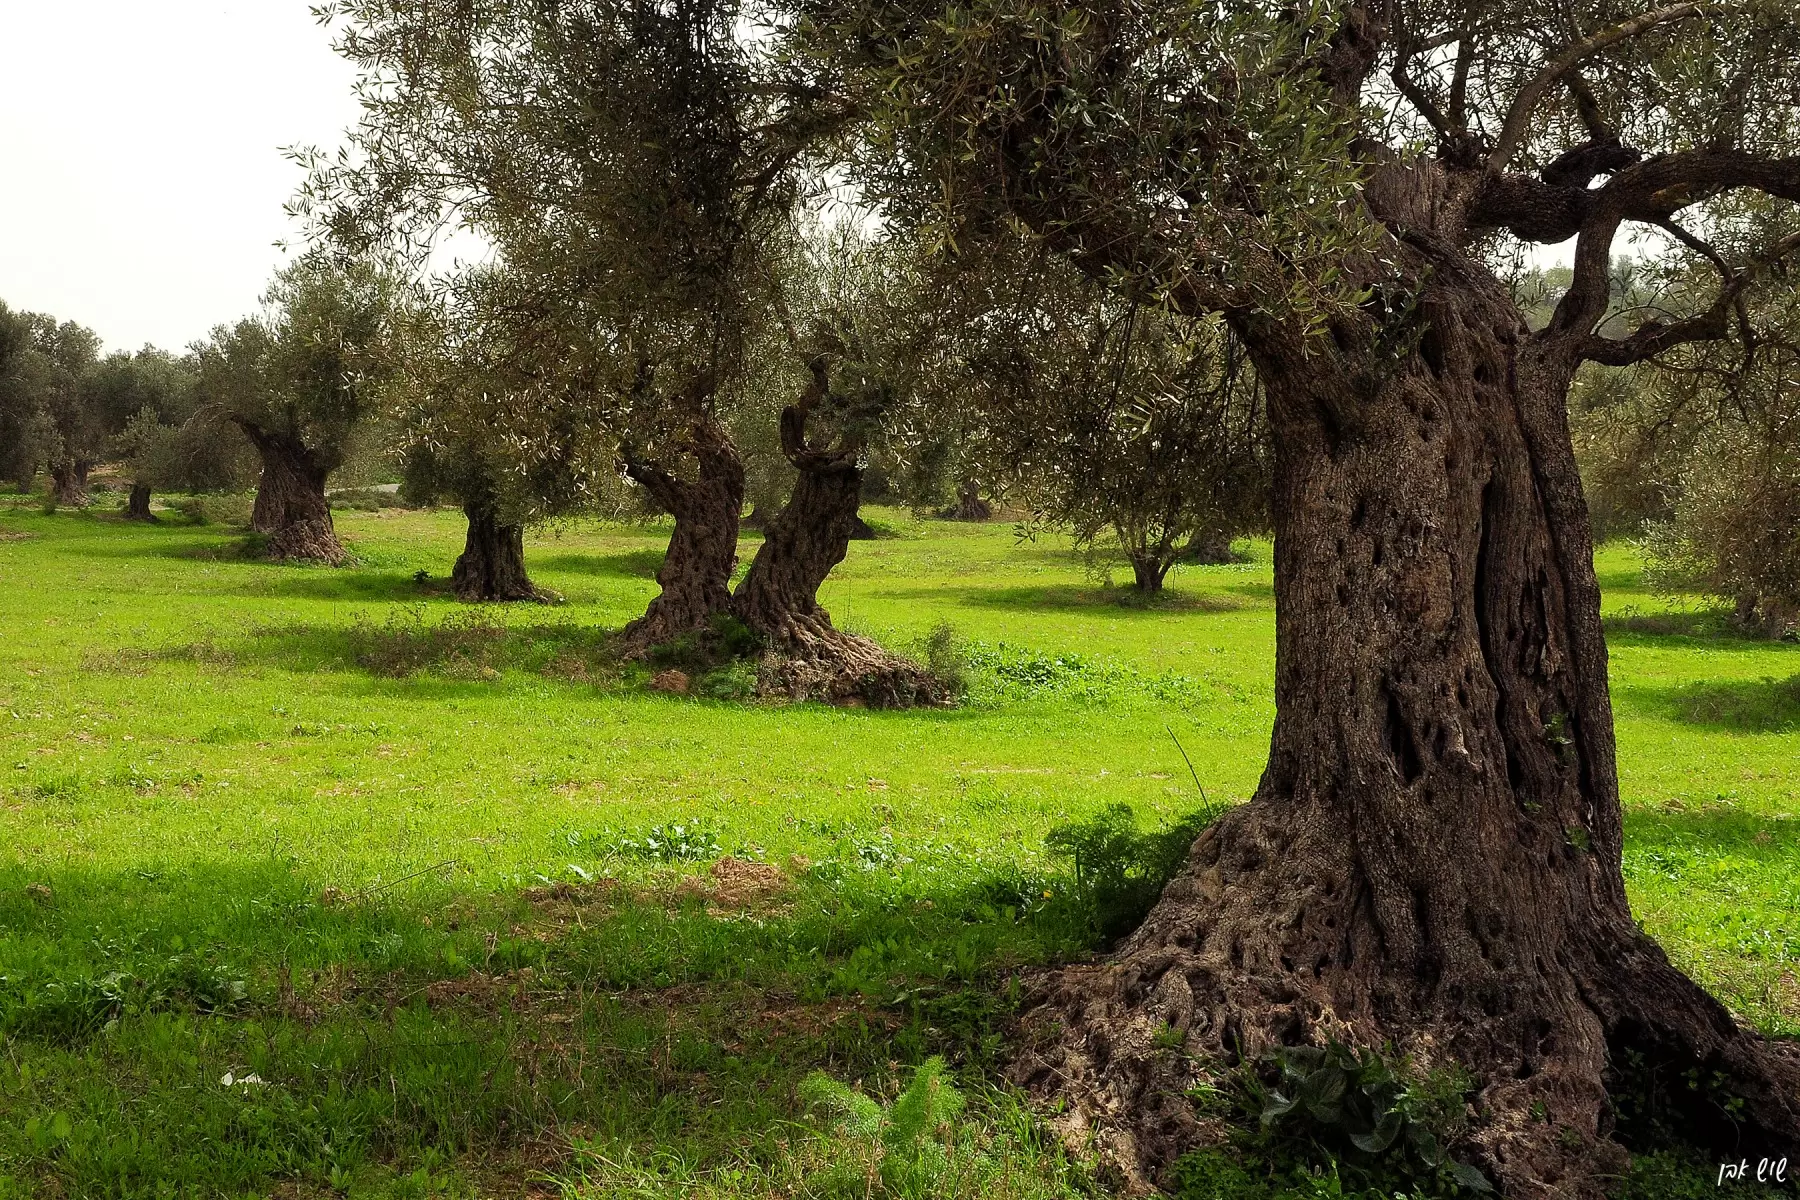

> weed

[
  {"left": 1044, "top": 802, "right": 1215, "bottom": 945},
  {"left": 351, "top": 608, "right": 508, "bottom": 678},
  {"left": 1173, "top": 1042, "right": 1488, "bottom": 1200},
  {"left": 923, "top": 622, "right": 969, "bottom": 699},
  {"left": 580, "top": 821, "right": 726, "bottom": 863}
]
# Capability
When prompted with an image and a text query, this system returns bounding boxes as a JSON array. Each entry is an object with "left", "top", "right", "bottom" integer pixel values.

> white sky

[{"left": 0, "top": 3, "right": 363, "bottom": 355}]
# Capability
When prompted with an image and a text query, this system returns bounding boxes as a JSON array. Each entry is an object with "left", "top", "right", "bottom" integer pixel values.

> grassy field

[{"left": 0, "top": 500, "right": 1796, "bottom": 1199}]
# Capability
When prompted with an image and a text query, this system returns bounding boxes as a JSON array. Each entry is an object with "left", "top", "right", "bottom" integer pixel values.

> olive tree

[
  {"left": 790, "top": 0, "right": 1800, "bottom": 1186},
  {"left": 302, "top": 0, "right": 840, "bottom": 650},
  {"left": 947, "top": 247, "right": 1270, "bottom": 592},
  {"left": 194, "top": 259, "right": 398, "bottom": 563}
]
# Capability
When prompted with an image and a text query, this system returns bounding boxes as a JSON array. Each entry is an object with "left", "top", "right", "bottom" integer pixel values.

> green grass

[{"left": 0, "top": 500, "right": 1796, "bottom": 1198}]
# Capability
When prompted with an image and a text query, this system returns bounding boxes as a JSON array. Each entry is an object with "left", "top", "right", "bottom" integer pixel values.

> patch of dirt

[
  {"left": 672, "top": 856, "right": 796, "bottom": 914},
  {"left": 0, "top": 530, "right": 36, "bottom": 542},
  {"left": 650, "top": 668, "right": 691, "bottom": 694}
]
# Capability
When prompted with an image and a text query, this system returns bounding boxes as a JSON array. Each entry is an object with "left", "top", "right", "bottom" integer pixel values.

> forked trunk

[
  {"left": 731, "top": 372, "right": 943, "bottom": 707},
  {"left": 451, "top": 501, "right": 549, "bottom": 602},
  {"left": 616, "top": 419, "right": 745, "bottom": 656},
  {"left": 124, "top": 483, "right": 155, "bottom": 522},
  {"left": 1127, "top": 550, "right": 1171, "bottom": 593},
  {"left": 50, "top": 462, "right": 88, "bottom": 507},
  {"left": 1012, "top": 251, "right": 1800, "bottom": 1194},
  {"left": 240, "top": 424, "right": 346, "bottom": 565}
]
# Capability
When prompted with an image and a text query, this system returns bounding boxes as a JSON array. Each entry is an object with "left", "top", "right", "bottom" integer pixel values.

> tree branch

[
  {"left": 1575, "top": 230, "right": 1800, "bottom": 365},
  {"left": 1486, "top": 2, "right": 1707, "bottom": 173}
]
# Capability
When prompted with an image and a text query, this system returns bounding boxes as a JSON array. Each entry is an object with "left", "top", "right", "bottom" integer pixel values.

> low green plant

[
  {"left": 350, "top": 608, "right": 508, "bottom": 678},
  {"left": 923, "top": 622, "right": 969, "bottom": 699},
  {"left": 582, "top": 820, "right": 725, "bottom": 863},
  {"left": 799, "top": 1056, "right": 977, "bottom": 1198},
  {"left": 1172, "top": 1042, "right": 1489, "bottom": 1200},
  {"left": 171, "top": 493, "right": 255, "bottom": 527},
  {"left": 648, "top": 613, "right": 764, "bottom": 675},
  {"left": 1044, "top": 801, "right": 1214, "bottom": 944}
]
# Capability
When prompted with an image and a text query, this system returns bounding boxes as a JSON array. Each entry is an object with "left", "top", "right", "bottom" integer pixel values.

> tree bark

[
  {"left": 451, "top": 501, "right": 549, "bottom": 602},
  {"left": 1126, "top": 551, "right": 1171, "bottom": 593},
  {"left": 950, "top": 478, "right": 992, "bottom": 521},
  {"left": 1180, "top": 528, "right": 1236, "bottom": 565},
  {"left": 731, "top": 367, "right": 944, "bottom": 708},
  {"left": 616, "top": 418, "right": 745, "bottom": 656},
  {"left": 124, "top": 483, "right": 156, "bottom": 522},
  {"left": 238, "top": 424, "right": 347, "bottom": 565},
  {"left": 1011, "top": 251, "right": 1800, "bottom": 1195},
  {"left": 50, "top": 462, "right": 88, "bottom": 507}
]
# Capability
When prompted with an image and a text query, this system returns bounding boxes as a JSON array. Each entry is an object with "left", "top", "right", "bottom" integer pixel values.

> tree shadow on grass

[
  {"left": 1616, "top": 674, "right": 1800, "bottom": 733},
  {"left": 0, "top": 850, "right": 1082, "bottom": 1197},
  {"left": 1601, "top": 606, "right": 1779, "bottom": 644},
  {"left": 870, "top": 582, "right": 1261, "bottom": 616},
  {"left": 535, "top": 548, "right": 668, "bottom": 579}
]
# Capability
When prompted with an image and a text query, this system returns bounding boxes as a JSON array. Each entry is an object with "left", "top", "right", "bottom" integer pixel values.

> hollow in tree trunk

[
  {"left": 616, "top": 417, "right": 745, "bottom": 657},
  {"left": 238, "top": 423, "right": 347, "bottom": 565},
  {"left": 1010, "top": 249, "right": 1800, "bottom": 1196},
  {"left": 451, "top": 500, "right": 550, "bottom": 602},
  {"left": 731, "top": 363, "right": 944, "bottom": 708},
  {"left": 124, "top": 483, "right": 156, "bottom": 521}
]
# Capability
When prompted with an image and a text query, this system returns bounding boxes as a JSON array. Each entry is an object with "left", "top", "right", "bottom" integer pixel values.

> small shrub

[
  {"left": 351, "top": 608, "right": 508, "bottom": 679},
  {"left": 1044, "top": 802, "right": 1214, "bottom": 945},
  {"left": 799, "top": 1057, "right": 979, "bottom": 1198},
  {"left": 922, "top": 622, "right": 968, "bottom": 699},
  {"left": 648, "top": 613, "right": 764, "bottom": 674},
  {"left": 697, "top": 658, "right": 759, "bottom": 700},
  {"left": 328, "top": 487, "right": 408, "bottom": 512}
]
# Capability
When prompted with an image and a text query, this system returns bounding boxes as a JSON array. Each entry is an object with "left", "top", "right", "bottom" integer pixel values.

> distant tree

[
  {"left": 304, "top": 0, "right": 843, "bottom": 651},
  {"left": 390, "top": 273, "right": 598, "bottom": 601},
  {"left": 0, "top": 303, "right": 55, "bottom": 491},
  {"left": 17, "top": 314, "right": 104, "bottom": 505},
  {"left": 194, "top": 259, "right": 398, "bottom": 563},
  {"left": 947, "top": 249, "right": 1270, "bottom": 592},
  {"left": 88, "top": 349, "right": 199, "bottom": 518}
]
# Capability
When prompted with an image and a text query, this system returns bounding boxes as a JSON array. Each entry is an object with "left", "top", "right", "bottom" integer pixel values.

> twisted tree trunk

[
  {"left": 50, "top": 462, "right": 89, "bottom": 507},
  {"left": 731, "top": 363, "right": 943, "bottom": 708},
  {"left": 1012, "top": 250, "right": 1800, "bottom": 1195},
  {"left": 1126, "top": 551, "right": 1172, "bottom": 593},
  {"left": 616, "top": 418, "right": 745, "bottom": 656},
  {"left": 124, "top": 483, "right": 155, "bottom": 521},
  {"left": 452, "top": 500, "right": 549, "bottom": 602},
  {"left": 238, "top": 424, "right": 346, "bottom": 565}
]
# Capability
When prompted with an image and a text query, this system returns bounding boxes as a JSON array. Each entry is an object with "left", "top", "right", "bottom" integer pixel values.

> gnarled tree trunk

[
  {"left": 731, "top": 364, "right": 943, "bottom": 708},
  {"left": 1180, "top": 528, "right": 1236, "bottom": 565},
  {"left": 1126, "top": 552, "right": 1171, "bottom": 593},
  {"left": 50, "top": 462, "right": 89, "bottom": 507},
  {"left": 950, "top": 477, "right": 992, "bottom": 520},
  {"left": 616, "top": 418, "right": 745, "bottom": 656},
  {"left": 238, "top": 424, "right": 346, "bottom": 565},
  {"left": 1012, "top": 251, "right": 1800, "bottom": 1195},
  {"left": 452, "top": 501, "right": 549, "bottom": 602},
  {"left": 124, "top": 483, "right": 155, "bottom": 521}
]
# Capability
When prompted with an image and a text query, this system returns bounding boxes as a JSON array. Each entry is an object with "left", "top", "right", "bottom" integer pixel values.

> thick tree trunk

[
  {"left": 451, "top": 501, "right": 549, "bottom": 602},
  {"left": 124, "top": 483, "right": 156, "bottom": 521},
  {"left": 950, "top": 478, "right": 992, "bottom": 521},
  {"left": 1127, "top": 550, "right": 1171, "bottom": 593},
  {"left": 1011, "top": 254, "right": 1800, "bottom": 1194},
  {"left": 240, "top": 425, "right": 346, "bottom": 565},
  {"left": 616, "top": 419, "right": 745, "bottom": 656},
  {"left": 1180, "top": 528, "right": 1236, "bottom": 564},
  {"left": 50, "top": 462, "right": 88, "bottom": 507},
  {"left": 731, "top": 380, "right": 944, "bottom": 708}
]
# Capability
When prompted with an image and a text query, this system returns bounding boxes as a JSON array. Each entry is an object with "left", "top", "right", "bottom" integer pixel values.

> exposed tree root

[
  {"left": 752, "top": 611, "right": 948, "bottom": 708},
  {"left": 265, "top": 516, "right": 349, "bottom": 565},
  {"left": 1009, "top": 799, "right": 1800, "bottom": 1199}
]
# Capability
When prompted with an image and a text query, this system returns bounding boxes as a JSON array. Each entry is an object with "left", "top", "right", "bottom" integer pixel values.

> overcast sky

[{"left": 0, "top": 3, "right": 363, "bottom": 355}]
